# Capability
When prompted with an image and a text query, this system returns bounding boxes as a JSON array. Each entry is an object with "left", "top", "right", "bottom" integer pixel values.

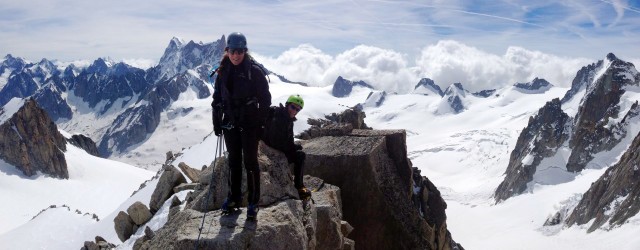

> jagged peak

[
  {"left": 36, "top": 58, "right": 56, "bottom": 69},
  {"left": 514, "top": 77, "right": 552, "bottom": 92},
  {"left": 2, "top": 54, "right": 27, "bottom": 67},
  {"left": 452, "top": 82, "right": 464, "bottom": 90},
  {"left": 414, "top": 78, "right": 444, "bottom": 96},
  {"left": 606, "top": 53, "right": 618, "bottom": 61},
  {"left": 170, "top": 37, "right": 185, "bottom": 48},
  {"left": 444, "top": 82, "right": 466, "bottom": 96}
]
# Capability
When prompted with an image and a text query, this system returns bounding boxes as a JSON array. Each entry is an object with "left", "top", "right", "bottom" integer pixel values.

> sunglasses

[
  {"left": 227, "top": 48, "right": 246, "bottom": 55},
  {"left": 288, "top": 104, "right": 301, "bottom": 112}
]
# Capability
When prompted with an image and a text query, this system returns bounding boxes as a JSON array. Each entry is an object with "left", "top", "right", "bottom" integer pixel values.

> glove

[
  {"left": 294, "top": 143, "right": 303, "bottom": 151},
  {"left": 212, "top": 109, "right": 222, "bottom": 136}
]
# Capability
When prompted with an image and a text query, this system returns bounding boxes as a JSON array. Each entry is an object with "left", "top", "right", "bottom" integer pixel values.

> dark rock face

[
  {"left": 297, "top": 106, "right": 371, "bottom": 140},
  {"left": 0, "top": 71, "right": 40, "bottom": 107},
  {"left": 72, "top": 59, "right": 150, "bottom": 114},
  {"left": 495, "top": 53, "right": 640, "bottom": 203},
  {"left": 303, "top": 130, "right": 460, "bottom": 250},
  {"left": 513, "top": 77, "right": 552, "bottom": 92},
  {"left": 98, "top": 103, "right": 158, "bottom": 157},
  {"left": 1, "top": 54, "right": 27, "bottom": 72},
  {"left": 363, "top": 91, "right": 386, "bottom": 107},
  {"left": 331, "top": 76, "right": 373, "bottom": 98},
  {"left": 560, "top": 60, "right": 604, "bottom": 103},
  {"left": 443, "top": 83, "right": 466, "bottom": 113},
  {"left": 414, "top": 78, "right": 444, "bottom": 96},
  {"left": 567, "top": 55, "right": 640, "bottom": 172},
  {"left": 0, "top": 99, "right": 68, "bottom": 178},
  {"left": 472, "top": 89, "right": 496, "bottom": 98},
  {"left": 67, "top": 134, "right": 99, "bottom": 157},
  {"left": 494, "top": 98, "right": 571, "bottom": 202},
  {"left": 565, "top": 127, "right": 640, "bottom": 232},
  {"left": 32, "top": 85, "right": 73, "bottom": 121}
]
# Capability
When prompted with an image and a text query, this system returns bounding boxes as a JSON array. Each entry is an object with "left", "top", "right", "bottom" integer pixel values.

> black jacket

[
  {"left": 212, "top": 56, "right": 271, "bottom": 129},
  {"left": 263, "top": 104, "right": 296, "bottom": 154}
]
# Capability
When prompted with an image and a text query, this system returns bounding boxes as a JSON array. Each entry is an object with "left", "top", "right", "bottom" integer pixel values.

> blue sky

[
  {"left": 1, "top": 1, "right": 639, "bottom": 92},
  {"left": 0, "top": 0, "right": 638, "bottom": 63}
]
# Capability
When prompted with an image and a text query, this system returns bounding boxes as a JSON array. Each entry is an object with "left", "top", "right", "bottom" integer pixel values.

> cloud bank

[
  {"left": 257, "top": 40, "right": 598, "bottom": 94},
  {"left": 416, "top": 40, "right": 593, "bottom": 91}
]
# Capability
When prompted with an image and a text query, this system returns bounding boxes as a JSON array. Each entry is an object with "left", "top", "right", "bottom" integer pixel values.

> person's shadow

[{"left": 195, "top": 209, "right": 258, "bottom": 248}]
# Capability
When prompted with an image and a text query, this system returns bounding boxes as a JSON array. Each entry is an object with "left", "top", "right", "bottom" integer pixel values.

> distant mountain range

[{"left": 0, "top": 36, "right": 225, "bottom": 158}]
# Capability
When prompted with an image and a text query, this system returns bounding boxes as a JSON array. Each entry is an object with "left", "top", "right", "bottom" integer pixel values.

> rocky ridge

[
  {"left": 496, "top": 53, "right": 640, "bottom": 202},
  {"left": 0, "top": 98, "right": 68, "bottom": 178},
  {"left": 105, "top": 121, "right": 461, "bottom": 249}
]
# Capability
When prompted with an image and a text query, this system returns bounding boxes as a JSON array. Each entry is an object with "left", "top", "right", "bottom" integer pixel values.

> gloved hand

[
  {"left": 212, "top": 109, "right": 222, "bottom": 136},
  {"left": 294, "top": 143, "right": 303, "bottom": 151}
]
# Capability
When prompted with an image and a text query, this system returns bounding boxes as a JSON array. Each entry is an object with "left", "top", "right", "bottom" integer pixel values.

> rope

[{"left": 194, "top": 133, "right": 225, "bottom": 250}]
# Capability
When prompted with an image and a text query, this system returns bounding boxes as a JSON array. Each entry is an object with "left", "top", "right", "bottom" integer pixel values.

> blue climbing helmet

[{"left": 227, "top": 32, "right": 247, "bottom": 49}]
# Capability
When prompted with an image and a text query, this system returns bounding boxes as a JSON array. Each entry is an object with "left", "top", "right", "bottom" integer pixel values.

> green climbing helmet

[
  {"left": 286, "top": 94, "right": 304, "bottom": 109},
  {"left": 226, "top": 32, "right": 247, "bottom": 49}
]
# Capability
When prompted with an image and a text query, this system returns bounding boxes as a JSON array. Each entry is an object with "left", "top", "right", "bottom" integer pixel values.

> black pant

[
  {"left": 224, "top": 127, "right": 260, "bottom": 205},
  {"left": 285, "top": 150, "right": 306, "bottom": 189}
]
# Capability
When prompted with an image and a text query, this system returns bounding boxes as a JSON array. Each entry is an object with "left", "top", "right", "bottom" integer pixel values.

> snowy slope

[{"left": 0, "top": 136, "right": 154, "bottom": 237}]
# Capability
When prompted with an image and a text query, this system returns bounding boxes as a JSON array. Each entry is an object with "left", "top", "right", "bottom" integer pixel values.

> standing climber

[
  {"left": 211, "top": 32, "right": 271, "bottom": 220},
  {"left": 262, "top": 94, "right": 312, "bottom": 200}
]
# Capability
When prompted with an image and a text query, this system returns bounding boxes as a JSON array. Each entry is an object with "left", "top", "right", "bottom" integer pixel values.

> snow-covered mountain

[
  {"left": 0, "top": 36, "right": 225, "bottom": 168},
  {"left": 2, "top": 37, "right": 640, "bottom": 249}
]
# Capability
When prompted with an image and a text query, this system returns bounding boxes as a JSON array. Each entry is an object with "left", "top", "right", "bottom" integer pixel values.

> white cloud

[
  {"left": 122, "top": 58, "right": 157, "bottom": 69},
  {"left": 323, "top": 45, "right": 418, "bottom": 94},
  {"left": 254, "top": 44, "right": 333, "bottom": 86},
  {"left": 415, "top": 40, "right": 592, "bottom": 91},
  {"left": 257, "top": 44, "right": 419, "bottom": 94}
]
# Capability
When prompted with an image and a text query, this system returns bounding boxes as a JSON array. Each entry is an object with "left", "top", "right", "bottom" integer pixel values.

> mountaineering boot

[
  {"left": 297, "top": 187, "right": 312, "bottom": 200},
  {"left": 247, "top": 203, "right": 259, "bottom": 220},
  {"left": 221, "top": 197, "right": 240, "bottom": 215}
]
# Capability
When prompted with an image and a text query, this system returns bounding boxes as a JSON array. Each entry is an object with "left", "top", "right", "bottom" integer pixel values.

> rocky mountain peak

[
  {"left": 1, "top": 54, "right": 27, "bottom": 71},
  {"left": 514, "top": 77, "right": 552, "bottom": 92},
  {"left": 331, "top": 76, "right": 373, "bottom": 98},
  {"left": 496, "top": 54, "right": 640, "bottom": 204},
  {"left": 0, "top": 98, "right": 68, "bottom": 178},
  {"left": 413, "top": 78, "right": 444, "bottom": 96},
  {"left": 472, "top": 89, "right": 496, "bottom": 98},
  {"left": 561, "top": 60, "right": 604, "bottom": 103},
  {"left": 445, "top": 82, "right": 465, "bottom": 95},
  {"left": 441, "top": 83, "right": 467, "bottom": 113},
  {"left": 157, "top": 36, "right": 225, "bottom": 81},
  {"left": 86, "top": 58, "right": 111, "bottom": 74},
  {"left": 606, "top": 52, "right": 618, "bottom": 61},
  {"left": 36, "top": 58, "right": 56, "bottom": 71},
  {"left": 568, "top": 55, "right": 640, "bottom": 172},
  {"left": 495, "top": 98, "right": 571, "bottom": 202}
]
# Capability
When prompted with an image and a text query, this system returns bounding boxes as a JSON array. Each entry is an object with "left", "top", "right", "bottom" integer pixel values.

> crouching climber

[{"left": 262, "top": 94, "right": 312, "bottom": 200}]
